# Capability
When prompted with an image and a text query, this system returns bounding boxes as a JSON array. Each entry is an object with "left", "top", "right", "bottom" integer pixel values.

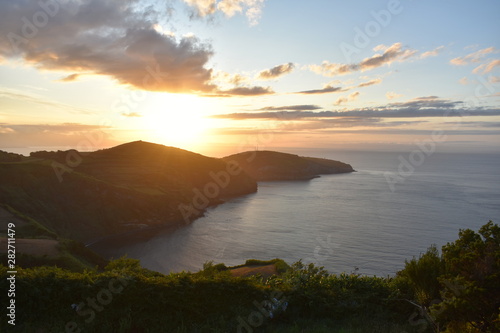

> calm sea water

[{"left": 92, "top": 151, "right": 500, "bottom": 277}]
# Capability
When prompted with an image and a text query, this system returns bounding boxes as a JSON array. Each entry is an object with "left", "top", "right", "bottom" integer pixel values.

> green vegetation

[
  {"left": 0, "top": 150, "right": 25, "bottom": 162},
  {"left": 0, "top": 204, "right": 58, "bottom": 240},
  {"left": 230, "top": 258, "right": 290, "bottom": 274},
  {"left": 2, "top": 222, "right": 497, "bottom": 332},
  {"left": 223, "top": 150, "right": 354, "bottom": 181},
  {"left": 396, "top": 221, "right": 500, "bottom": 332},
  {"left": 1, "top": 143, "right": 496, "bottom": 331},
  {"left": 0, "top": 141, "right": 258, "bottom": 242}
]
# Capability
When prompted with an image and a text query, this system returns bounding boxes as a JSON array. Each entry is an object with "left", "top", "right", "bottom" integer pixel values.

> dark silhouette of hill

[
  {"left": 0, "top": 141, "right": 257, "bottom": 242},
  {"left": 0, "top": 150, "right": 24, "bottom": 162},
  {"left": 223, "top": 150, "right": 354, "bottom": 181},
  {"left": 0, "top": 142, "right": 354, "bottom": 243}
]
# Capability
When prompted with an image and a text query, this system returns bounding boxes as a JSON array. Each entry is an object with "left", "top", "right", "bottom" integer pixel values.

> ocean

[{"left": 91, "top": 150, "right": 500, "bottom": 277}]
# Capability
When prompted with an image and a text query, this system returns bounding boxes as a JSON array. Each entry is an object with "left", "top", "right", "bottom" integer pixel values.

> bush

[{"left": 432, "top": 221, "right": 500, "bottom": 332}]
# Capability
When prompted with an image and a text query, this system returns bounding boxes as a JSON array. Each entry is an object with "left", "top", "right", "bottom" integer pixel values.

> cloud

[
  {"left": 0, "top": 88, "right": 94, "bottom": 114},
  {"left": 359, "top": 43, "right": 417, "bottom": 71},
  {"left": 473, "top": 59, "right": 500, "bottom": 74},
  {"left": 259, "top": 105, "right": 322, "bottom": 111},
  {"left": 2, "top": 123, "right": 111, "bottom": 133},
  {"left": 450, "top": 47, "right": 496, "bottom": 66},
  {"left": 184, "top": 0, "right": 218, "bottom": 17},
  {"left": 459, "top": 77, "right": 469, "bottom": 85},
  {"left": 214, "top": 86, "right": 274, "bottom": 97},
  {"left": 211, "top": 108, "right": 500, "bottom": 120},
  {"left": 309, "top": 42, "right": 417, "bottom": 77},
  {"left": 388, "top": 96, "right": 462, "bottom": 109},
  {"left": 490, "top": 76, "right": 500, "bottom": 83},
  {"left": 184, "top": 0, "right": 266, "bottom": 25},
  {"left": 386, "top": 91, "right": 403, "bottom": 100},
  {"left": 122, "top": 112, "right": 142, "bottom": 117},
  {"left": 211, "top": 96, "right": 500, "bottom": 120},
  {"left": 214, "top": 118, "right": 427, "bottom": 134},
  {"left": 0, "top": 123, "right": 116, "bottom": 148},
  {"left": 212, "top": 71, "right": 250, "bottom": 86},
  {"left": 334, "top": 92, "right": 360, "bottom": 106},
  {"left": 257, "top": 63, "right": 295, "bottom": 80},
  {"left": 0, "top": 0, "right": 215, "bottom": 94},
  {"left": 443, "top": 121, "right": 500, "bottom": 128},
  {"left": 420, "top": 46, "right": 445, "bottom": 59},
  {"left": 58, "top": 73, "right": 80, "bottom": 82},
  {"left": 357, "top": 79, "right": 382, "bottom": 88},
  {"left": 296, "top": 85, "right": 345, "bottom": 95}
]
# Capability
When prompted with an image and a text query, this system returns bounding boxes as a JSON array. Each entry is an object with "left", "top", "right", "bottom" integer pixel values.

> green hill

[
  {"left": 0, "top": 141, "right": 257, "bottom": 243},
  {"left": 223, "top": 150, "right": 355, "bottom": 181}
]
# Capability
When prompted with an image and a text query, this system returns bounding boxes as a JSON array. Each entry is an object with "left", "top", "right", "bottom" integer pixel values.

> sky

[{"left": 0, "top": 0, "right": 499, "bottom": 156}]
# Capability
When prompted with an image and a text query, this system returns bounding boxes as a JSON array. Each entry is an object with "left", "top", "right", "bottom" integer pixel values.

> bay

[{"left": 92, "top": 151, "right": 500, "bottom": 277}]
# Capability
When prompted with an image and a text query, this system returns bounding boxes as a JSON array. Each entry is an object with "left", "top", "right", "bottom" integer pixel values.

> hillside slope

[
  {"left": 0, "top": 142, "right": 257, "bottom": 242},
  {"left": 223, "top": 151, "right": 354, "bottom": 181}
]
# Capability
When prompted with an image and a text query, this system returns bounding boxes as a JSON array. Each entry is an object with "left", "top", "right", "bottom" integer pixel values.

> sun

[{"left": 142, "top": 93, "right": 216, "bottom": 149}]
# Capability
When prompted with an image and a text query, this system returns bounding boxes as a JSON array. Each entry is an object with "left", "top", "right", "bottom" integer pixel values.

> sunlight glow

[{"left": 142, "top": 93, "right": 217, "bottom": 149}]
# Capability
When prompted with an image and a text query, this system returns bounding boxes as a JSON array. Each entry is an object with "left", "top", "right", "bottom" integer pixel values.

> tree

[
  {"left": 399, "top": 245, "right": 444, "bottom": 306},
  {"left": 432, "top": 221, "right": 500, "bottom": 332}
]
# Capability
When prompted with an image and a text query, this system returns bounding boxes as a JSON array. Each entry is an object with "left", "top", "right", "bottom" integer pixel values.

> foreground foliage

[
  {"left": 397, "top": 221, "right": 500, "bottom": 332},
  {"left": 1, "top": 221, "right": 498, "bottom": 332}
]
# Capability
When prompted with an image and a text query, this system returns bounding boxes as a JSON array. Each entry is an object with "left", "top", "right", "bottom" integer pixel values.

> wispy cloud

[
  {"left": 183, "top": 0, "right": 266, "bottom": 25},
  {"left": 459, "top": 77, "right": 469, "bottom": 85},
  {"left": 212, "top": 108, "right": 500, "bottom": 120},
  {"left": 357, "top": 79, "right": 382, "bottom": 88},
  {"left": 420, "top": 45, "right": 445, "bottom": 59},
  {"left": 473, "top": 59, "right": 500, "bottom": 74},
  {"left": 213, "top": 86, "right": 274, "bottom": 97},
  {"left": 296, "top": 85, "right": 346, "bottom": 95},
  {"left": 58, "top": 73, "right": 81, "bottom": 82},
  {"left": 450, "top": 47, "right": 496, "bottom": 66},
  {"left": 0, "top": 88, "right": 94, "bottom": 114},
  {"left": 309, "top": 43, "right": 417, "bottom": 77},
  {"left": 386, "top": 91, "right": 403, "bottom": 100},
  {"left": 334, "top": 92, "right": 360, "bottom": 106},
  {"left": 257, "top": 63, "right": 295, "bottom": 80},
  {"left": 211, "top": 97, "right": 500, "bottom": 120},
  {"left": 122, "top": 112, "right": 142, "bottom": 118},
  {"left": 211, "top": 71, "right": 250, "bottom": 86},
  {"left": 0, "top": 123, "right": 116, "bottom": 149},
  {"left": 259, "top": 105, "right": 322, "bottom": 111}
]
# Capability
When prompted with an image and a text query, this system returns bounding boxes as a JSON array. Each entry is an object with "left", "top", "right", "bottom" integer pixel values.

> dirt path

[
  {"left": 0, "top": 238, "right": 60, "bottom": 257},
  {"left": 230, "top": 264, "right": 279, "bottom": 279}
]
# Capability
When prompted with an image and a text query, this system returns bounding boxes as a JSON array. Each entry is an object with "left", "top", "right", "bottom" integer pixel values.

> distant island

[{"left": 0, "top": 141, "right": 354, "bottom": 244}]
